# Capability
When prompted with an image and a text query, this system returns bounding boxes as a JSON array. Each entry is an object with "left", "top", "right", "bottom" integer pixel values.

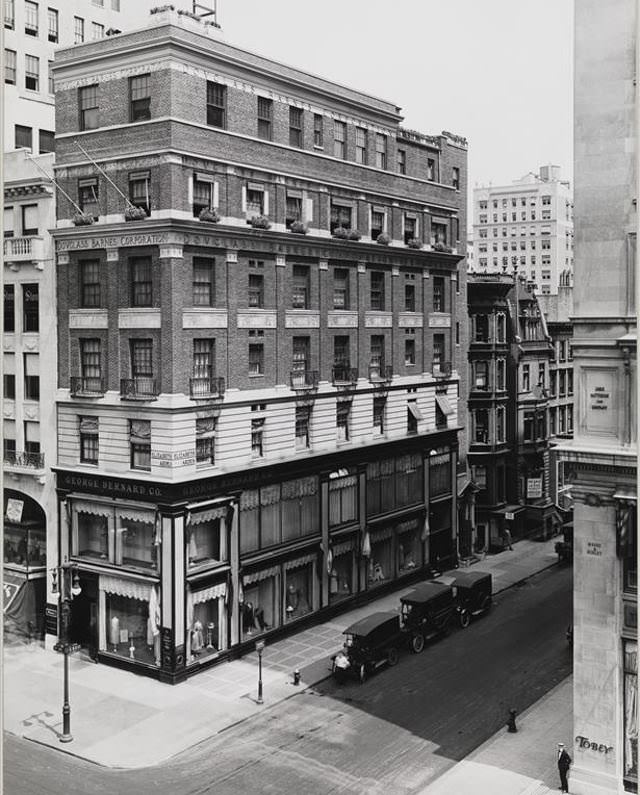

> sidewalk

[{"left": 3, "top": 537, "right": 562, "bottom": 772}]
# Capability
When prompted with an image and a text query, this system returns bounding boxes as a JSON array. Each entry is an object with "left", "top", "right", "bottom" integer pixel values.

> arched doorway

[{"left": 3, "top": 489, "right": 47, "bottom": 640}]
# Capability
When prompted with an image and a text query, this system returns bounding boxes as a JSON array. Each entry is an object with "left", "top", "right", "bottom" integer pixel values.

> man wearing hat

[{"left": 557, "top": 742, "right": 572, "bottom": 793}]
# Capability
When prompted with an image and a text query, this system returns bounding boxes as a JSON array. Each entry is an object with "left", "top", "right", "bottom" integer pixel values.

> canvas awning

[{"left": 436, "top": 395, "right": 455, "bottom": 416}]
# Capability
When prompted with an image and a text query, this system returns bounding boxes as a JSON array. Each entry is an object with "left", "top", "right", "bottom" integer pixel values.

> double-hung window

[
  {"left": 248, "top": 273, "right": 264, "bottom": 308},
  {"left": 355, "top": 127, "right": 367, "bottom": 164},
  {"left": 79, "top": 417, "right": 99, "bottom": 464},
  {"left": 245, "top": 187, "right": 264, "bottom": 219},
  {"left": 257, "top": 97, "right": 272, "bottom": 140},
  {"left": 129, "top": 171, "right": 150, "bottom": 215},
  {"left": 292, "top": 265, "right": 310, "bottom": 309},
  {"left": 130, "top": 420, "right": 151, "bottom": 471},
  {"left": 15, "top": 125, "right": 32, "bottom": 150},
  {"left": 313, "top": 114, "right": 323, "bottom": 147},
  {"left": 337, "top": 402, "right": 350, "bottom": 441},
  {"left": 79, "top": 85, "right": 99, "bottom": 130},
  {"left": 196, "top": 417, "right": 216, "bottom": 464},
  {"left": 250, "top": 418, "right": 264, "bottom": 458},
  {"left": 286, "top": 195, "right": 302, "bottom": 228},
  {"left": 80, "top": 338, "right": 102, "bottom": 384},
  {"left": 248, "top": 343, "right": 264, "bottom": 376},
  {"left": 80, "top": 261, "right": 101, "bottom": 307},
  {"left": 47, "top": 7, "right": 58, "bottom": 41},
  {"left": 206, "top": 81, "right": 226, "bottom": 128},
  {"left": 333, "top": 269, "right": 349, "bottom": 309},
  {"left": 24, "top": 1, "right": 37, "bottom": 35},
  {"left": 193, "top": 175, "right": 215, "bottom": 217},
  {"left": 22, "top": 284, "right": 39, "bottom": 331},
  {"left": 130, "top": 257, "right": 152, "bottom": 306},
  {"left": 23, "top": 354, "right": 39, "bottom": 400},
  {"left": 373, "top": 396, "right": 386, "bottom": 435},
  {"left": 375, "top": 133, "right": 387, "bottom": 169},
  {"left": 25, "top": 55, "right": 39, "bottom": 91},
  {"left": 192, "top": 258, "right": 214, "bottom": 306},
  {"left": 330, "top": 203, "right": 351, "bottom": 233},
  {"left": 129, "top": 74, "right": 150, "bottom": 122},
  {"left": 4, "top": 48, "right": 16, "bottom": 84},
  {"left": 370, "top": 272, "right": 385, "bottom": 311},
  {"left": 4, "top": 0, "right": 14, "bottom": 29},
  {"left": 193, "top": 339, "right": 214, "bottom": 381},
  {"left": 78, "top": 178, "right": 99, "bottom": 219},
  {"left": 39, "top": 129, "right": 54, "bottom": 153},
  {"left": 433, "top": 277, "right": 445, "bottom": 312},
  {"left": 295, "top": 406, "right": 311, "bottom": 449},
  {"left": 74, "top": 16, "right": 84, "bottom": 43},
  {"left": 91, "top": 22, "right": 103, "bottom": 39},
  {"left": 397, "top": 149, "right": 406, "bottom": 174},
  {"left": 333, "top": 121, "right": 346, "bottom": 159},
  {"left": 289, "top": 106, "right": 303, "bottom": 147},
  {"left": 404, "top": 214, "right": 416, "bottom": 244},
  {"left": 371, "top": 210, "right": 384, "bottom": 240}
]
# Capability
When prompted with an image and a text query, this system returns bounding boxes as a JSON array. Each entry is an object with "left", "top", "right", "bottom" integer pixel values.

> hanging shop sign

[{"left": 527, "top": 478, "right": 543, "bottom": 499}]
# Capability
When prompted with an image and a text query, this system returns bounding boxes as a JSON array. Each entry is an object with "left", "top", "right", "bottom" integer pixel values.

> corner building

[{"left": 50, "top": 10, "right": 467, "bottom": 682}]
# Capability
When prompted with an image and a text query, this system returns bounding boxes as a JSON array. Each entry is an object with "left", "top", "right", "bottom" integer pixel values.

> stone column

[
  {"left": 159, "top": 508, "right": 186, "bottom": 682},
  {"left": 158, "top": 242, "right": 184, "bottom": 394}
]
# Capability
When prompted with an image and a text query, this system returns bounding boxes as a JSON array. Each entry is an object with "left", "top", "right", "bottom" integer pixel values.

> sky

[{"left": 211, "top": 0, "right": 574, "bottom": 221}]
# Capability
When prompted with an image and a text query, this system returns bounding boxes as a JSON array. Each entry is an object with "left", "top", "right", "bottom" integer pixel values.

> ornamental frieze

[
  {"left": 285, "top": 312, "right": 320, "bottom": 329},
  {"left": 398, "top": 313, "right": 424, "bottom": 328},
  {"left": 327, "top": 312, "right": 358, "bottom": 328},
  {"left": 365, "top": 313, "right": 393, "bottom": 328}
]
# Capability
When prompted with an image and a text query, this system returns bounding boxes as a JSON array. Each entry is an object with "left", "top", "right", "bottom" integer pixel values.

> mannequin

[
  {"left": 109, "top": 615, "right": 120, "bottom": 651},
  {"left": 191, "top": 620, "right": 204, "bottom": 654}
]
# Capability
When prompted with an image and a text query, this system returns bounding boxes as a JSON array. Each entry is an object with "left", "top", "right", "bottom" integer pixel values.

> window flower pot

[
  {"left": 376, "top": 233, "right": 390, "bottom": 245},
  {"left": 433, "top": 242, "right": 452, "bottom": 253},
  {"left": 347, "top": 229, "right": 362, "bottom": 241},
  {"left": 406, "top": 238, "right": 423, "bottom": 250},
  {"left": 250, "top": 214, "right": 271, "bottom": 230},
  {"left": 199, "top": 208, "right": 220, "bottom": 223},
  {"left": 290, "top": 220, "right": 308, "bottom": 234},
  {"left": 332, "top": 226, "right": 349, "bottom": 239},
  {"left": 124, "top": 206, "right": 148, "bottom": 222},
  {"left": 72, "top": 212, "right": 94, "bottom": 226}
]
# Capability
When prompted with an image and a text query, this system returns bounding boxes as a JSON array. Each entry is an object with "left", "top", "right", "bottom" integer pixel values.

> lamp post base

[{"left": 59, "top": 733, "right": 74, "bottom": 744}]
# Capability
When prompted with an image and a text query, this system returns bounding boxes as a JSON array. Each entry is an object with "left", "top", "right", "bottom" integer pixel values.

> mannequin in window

[
  {"left": 330, "top": 568, "right": 339, "bottom": 595},
  {"left": 286, "top": 583, "right": 300, "bottom": 617},
  {"left": 242, "top": 601, "right": 267, "bottom": 633},
  {"left": 191, "top": 620, "right": 204, "bottom": 655},
  {"left": 109, "top": 615, "right": 120, "bottom": 651}
]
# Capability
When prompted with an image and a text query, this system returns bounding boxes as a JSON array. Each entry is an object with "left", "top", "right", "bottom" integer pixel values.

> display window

[
  {"left": 284, "top": 558, "right": 315, "bottom": 621},
  {"left": 186, "top": 504, "right": 228, "bottom": 570},
  {"left": 77, "top": 512, "right": 108, "bottom": 560},
  {"left": 118, "top": 518, "right": 156, "bottom": 570},
  {"left": 186, "top": 582, "right": 226, "bottom": 664},
  {"left": 328, "top": 470, "right": 358, "bottom": 527},
  {"left": 100, "top": 578, "right": 160, "bottom": 667},
  {"left": 397, "top": 519, "right": 422, "bottom": 575},
  {"left": 367, "top": 527, "right": 394, "bottom": 588},
  {"left": 241, "top": 569, "right": 279, "bottom": 640},
  {"left": 329, "top": 542, "right": 354, "bottom": 603},
  {"left": 4, "top": 522, "right": 45, "bottom": 568}
]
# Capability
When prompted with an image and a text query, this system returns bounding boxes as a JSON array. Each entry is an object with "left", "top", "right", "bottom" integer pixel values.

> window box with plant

[
  {"left": 124, "top": 206, "right": 148, "bottom": 222},
  {"left": 376, "top": 233, "right": 390, "bottom": 245},
  {"left": 250, "top": 214, "right": 271, "bottom": 230},
  {"left": 289, "top": 220, "right": 308, "bottom": 235},
  {"left": 406, "top": 238, "right": 422, "bottom": 250},
  {"left": 198, "top": 207, "right": 220, "bottom": 223},
  {"left": 433, "top": 242, "right": 453, "bottom": 253},
  {"left": 72, "top": 212, "right": 95, "bottom": 226},
  {"left": 332, "top": 226, "right": 349, "bottom": 239}
]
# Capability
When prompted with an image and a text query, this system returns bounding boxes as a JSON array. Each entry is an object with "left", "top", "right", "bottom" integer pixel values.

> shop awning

[
  {"left": 191, "top": 582, "right": 226, "bottom": 604},
  {"left": 243, "top": 566, "right": 279, "bottom": 585},
  {"left": 408, "top": 403, "right": 424, "bottom": 422},
  {"left": 436, "top": 395, "right": 455, "bottom": 416},
  {"left": 284, "top": 553, "right": 316, "bottom": 571},
  {"left": 370, "top": 525, "right": 395, "bottom": 543},
  {"left": 187, "top": 499, "right": 228, "bottom": 525},
  {"left": 332, "top": 539, "right": 355, "bottom": 556},
  {"left": 100, "top": 575, "right": 156, "bottom": 601}
]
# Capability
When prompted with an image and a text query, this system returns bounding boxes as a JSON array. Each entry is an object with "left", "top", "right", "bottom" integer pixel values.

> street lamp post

[
  {"left": 255, "top": 639, "right": 265, "bottom": 705},
  {"left": 51, "top": 561, "right": 82, "bottom": 743}
]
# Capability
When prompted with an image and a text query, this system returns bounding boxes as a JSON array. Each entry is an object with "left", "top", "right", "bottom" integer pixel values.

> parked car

[
  {"left": 448, "top": 571, "right": 493, "bottom": 628},
  {"left": 555, "top": 522, "right": 573, "bottom": 564},
  {"left": 332, "top": 611, "right": 403, "bottom": 683},
  {"left": 400, "top": 581, "right": 456, "bottom": 654}
]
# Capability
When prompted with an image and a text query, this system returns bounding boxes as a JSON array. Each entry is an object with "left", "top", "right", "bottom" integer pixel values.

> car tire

[
  {"left": 387, "top": 647, "right": 399, "bottom": 666},
  {"left": 459, "top": 610, "right": 471, "bottom": 629},
  {"left": 358, "top": 663, "right": 366, "bottom": 684},
  {"left": 480, "top": 596, "right": 492, "bottom": 613},
  {"left": 411, "top": 633, "right": 425, "bottom": 654}
]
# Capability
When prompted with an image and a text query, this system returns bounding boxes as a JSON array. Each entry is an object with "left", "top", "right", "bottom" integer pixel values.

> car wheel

[
  {"left": 387, "top": 647, "right": 399, "bottom": 666},
  {"left": 459, "top": 610, "right": 471, "bottom": 629},
  {"left": 358, "top": 663, "right": 366, "bottom": 684},
  {"left": 481, "top": 596, "right": 492, "bottom": 613},
  {"left": 411, "top": 633, "right": 425, "bottom": 654}
]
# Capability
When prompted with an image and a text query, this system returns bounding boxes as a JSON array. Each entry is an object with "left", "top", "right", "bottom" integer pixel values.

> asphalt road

[{"left": 3, "top": 565, "right": 572, "bottom": 795}]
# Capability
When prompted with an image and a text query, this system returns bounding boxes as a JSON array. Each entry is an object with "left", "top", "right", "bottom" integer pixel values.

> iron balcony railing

[
  {"left": 69, "top": 376, "right": 105, "bottom": 396},
  {"left": 120, "top": 378, "right": 159, "bottom": 400},
  {"left": 290, "top": 370, "right": 319, "bottom": 390},
  {"left": 4, "top": 450, "right": 45, "bottom": 469},
  {"left": 432, "top": 361, "right": 452, "bottom": 378},
  {"left": 189, "top": 376, "right": 225, "bottom": 399},
  {"left": 331, "top": 365, "right": 358, "bottom": 385},
  {"left": 368, "top": 363, "right": 393, "bottom": 383}
]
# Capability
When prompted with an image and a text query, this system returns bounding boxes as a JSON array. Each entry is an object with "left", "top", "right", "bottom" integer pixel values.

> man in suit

[{"left": 557, "top": 742, "right": 572, "bottom": 793}]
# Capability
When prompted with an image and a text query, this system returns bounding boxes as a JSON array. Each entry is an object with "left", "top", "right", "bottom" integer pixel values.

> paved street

[{"left": 4, "top": 565, "right": 572, "bottom": 795}]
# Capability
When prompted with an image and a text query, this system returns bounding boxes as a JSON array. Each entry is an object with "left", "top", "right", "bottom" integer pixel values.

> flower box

[
  {"left": 124, "top": 206, "right": 148, "bottom": 222},
  {"left": 376, "top": 233, "right": 390, "bottom": 245},
  {"left": 433, "top": 242, "right": 453, "bottom": 253},
  {"left": 199, "top": 208, "right": 220, "bottom": 223},
  {"left": 332, "top": 227, "right": 349, "bottom": 239},
  {"left": 347, "top": 229, "right": 362, "bottom": 241},
  {"left": 250, "top": 214, "right": 271, "bottom": 230},
  {"left": 72, "top": 212, "right": 95, "bottom": 226},
  {"left": 406, "top": 238, "right": 423, "bottom": 250},
  {"left": 289, "top": 220, "right": 308, "bottom": 235}
]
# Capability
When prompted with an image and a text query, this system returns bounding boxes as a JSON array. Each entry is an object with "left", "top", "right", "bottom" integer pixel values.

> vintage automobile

[
  {"left": 332, "top": 611, "right": 403, "bottom": 683},
  {"left": 400, "top": 581, "right": 456, "bottom": 653},
  {"left": 555, "top": 522, "right": 574, "bottom": 565},
  {"left": 447, "top": 571, "right": 493, "bottom": 628}
]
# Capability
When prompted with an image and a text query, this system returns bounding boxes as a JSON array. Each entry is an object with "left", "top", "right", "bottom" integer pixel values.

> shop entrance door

[{"left": 70, "top": 573, "right": 98, "bottom": 657}]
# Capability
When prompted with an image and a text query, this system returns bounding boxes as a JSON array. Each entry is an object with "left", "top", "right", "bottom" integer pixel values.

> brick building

[
  {"left": 49, "top": 8, "right": 468, "bottom": 682},
  {"left": 467, "top": 271, "right": 556, "bottom": 551}
]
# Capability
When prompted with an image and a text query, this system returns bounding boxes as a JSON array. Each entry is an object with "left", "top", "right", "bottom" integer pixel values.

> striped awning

[
  {"left": 74, "top": 500, "right": 112, "bottom": 518},
  {"left": 191, "top": 582, "right": 226, "bottom": 605},
  {"left": 100, "top": 575, "right": 155, "bottom": 601},
  {"left": 332, "top": 539, "right": 355, "bottom": 556},
  {"left": 284, "top": 553, "right": 316, "bottom": 571},
  {"left": 370, "top": 526, "right": 395, "bottom": 543},
  {"left": 243, "top": 566, "right": 279, "bottom": 585}
]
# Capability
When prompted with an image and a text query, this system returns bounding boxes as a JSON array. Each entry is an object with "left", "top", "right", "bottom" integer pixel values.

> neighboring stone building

[
  {"left": 49, "top": 8, "right": 468, "bottom": 682},
  {"left": 3, "top": 149, "right": 56, "bottom": 639},
  {"left": 467, "top": 271, "right": 556, "bottom": 551},
  {"left": 556, "top": 0, "right": 637, "bottom": 792},
  {"left": 472, "top": 165, "right": 573, "bottom": 295}
]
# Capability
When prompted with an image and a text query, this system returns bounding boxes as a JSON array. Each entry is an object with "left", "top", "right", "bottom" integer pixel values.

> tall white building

[{"left": 471, "top": 165, "right": 573, "bottom": 296}]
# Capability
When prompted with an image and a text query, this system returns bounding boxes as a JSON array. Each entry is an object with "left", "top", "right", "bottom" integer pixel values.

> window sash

[
  {"left": 130, "top": 340, "right": 153, "bottom": 377},
  {"left": 4, "top": 48, "right": 16, "bottom": 83},
  {"left": 248, "top": 344, "right": 263, "bottom": 375},
  {"left": 25, "top": 0, "right": 37, "bottom": 30},
  {"left": 248, "top": 274, "right": 264, "bottom": 307},
  {"left": 131, "top": 442, "right": 151, "bottom": 470},
  {"left": 80, "top": 432, "right": 99, "bottom": 464},
  {"left": 192, "top": 259, "right": 213, "bottom": 305},
  {"left": 80, "top": 339, "right": 101, "bottom": 378},
  {"left": 193, "top": 339, "right": 213, "bottom": 378},
  {"left": 25, "top": 55, "right": 39, "bottom": 90},
  {"left": 74, "top": 16, "right": 84, "bottom": 42}
]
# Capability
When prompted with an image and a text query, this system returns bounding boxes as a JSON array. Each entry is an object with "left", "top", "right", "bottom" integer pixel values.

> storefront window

[
  {"left": 285, "top": 562, "right": 313, "bottom": 621},
  {"left": 367, "top": 455, "right": 424, "bottom": 517},
  {"left": 429, "top": 452, "right": 452, "bottom": 497},
  {"left": 397, "top": 519, "right": 422, "bottom": 574},
  {"left": 187, "top": 518, "right": 226, "bottom": 569},
  {"left": 329, "top": 546, "right": 354, "bottom": 603},
  {"left": 367, "top": 528, "right": 394, "bottom": 588},
  {"left": 105, "top": 590, "right": 160, "bottom": 667},
  {"left": 281, "top": 477, "right": 318, "bottom": 542},
  {"left": 77, "top": 512, "right": 108, "bottom": 560},
  {"left": 429, "top": 501, "right": 453, "bottom": 567},
  {"left": 186, "top": 583, "right": 226, "bottom": 664},
  {"left": 119, "top": 518, "right": 156, "bottom": 570},
  {"left": 624, "top": 641, "right": 638, "bottom": 787},
  {"left": 4, "top": 522, "right": 45, "bottom": 567},
  {"left": 242, "top": 573, "right": 279, "bottom": 639},
  {"left": 329, "top": 470, "right": 358, "bottom": 527}
]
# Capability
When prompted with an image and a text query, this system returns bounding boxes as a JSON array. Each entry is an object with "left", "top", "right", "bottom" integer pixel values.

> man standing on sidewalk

[{"left": 557, "top": 742, "right": 572, "bottom": 793}]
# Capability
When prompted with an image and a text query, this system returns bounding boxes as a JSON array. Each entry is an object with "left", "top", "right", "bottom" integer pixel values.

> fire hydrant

[
  {"left": 507, "top": 709, "right": 518, "bottom": 733},
  {"left": 293, "top": 668, "right": 301, "bottom": 686}
]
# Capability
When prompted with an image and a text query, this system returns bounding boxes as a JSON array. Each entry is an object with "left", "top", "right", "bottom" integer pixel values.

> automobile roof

[
  {"left": 400, "top": 581, "right": 453, "bottom": 603},
  {"left": 343, "top": 611, "right": 399, "bottom": 636},
  {"left": 449, "top": 571, "right": 492, "bottom": 589}
]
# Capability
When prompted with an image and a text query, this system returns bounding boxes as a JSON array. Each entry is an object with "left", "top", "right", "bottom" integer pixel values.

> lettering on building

[
  {"left": 586, "top": 541, "right": 603, "bottom": 556},
  {"left": 589, "top": 386, "right": 610, "bottom": 411},
  {"left": 575, "top": 736, "right": 613, "bottom": 755}
]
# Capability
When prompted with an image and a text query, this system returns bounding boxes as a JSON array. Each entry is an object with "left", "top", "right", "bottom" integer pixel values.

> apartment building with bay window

[{"left": 49, "top": 9, "right": 467, "bottom": 682}]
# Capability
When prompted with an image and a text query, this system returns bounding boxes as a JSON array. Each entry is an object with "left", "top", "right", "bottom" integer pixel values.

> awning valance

[
  {"left": 73, "top": 500, "right": 112, "bottom": 519},
  {"left": 370, "top": 526, "right": 395, "bottom": 543},
  {"left": 332, "top": 539, "right": 355, "bottom": 556},
  {"left": 187, "top": 500, "right": 228, "bottom": 525},
  {"left": 284, "top": 553, "right": 316, "bottom": 571},
  {"left": 100, "top": 575, "right": 154, "bottom": 601},
  {"left": 191, "top": 582, "right": 226, "bottom": 604},
  {"left": 243, "top": 566, "right": 279, "bottom": 585},
  {"left": 117, "top": 507, "right": 155, "bottom": 525}
]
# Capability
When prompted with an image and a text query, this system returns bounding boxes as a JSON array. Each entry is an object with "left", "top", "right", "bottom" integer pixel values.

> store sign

[
  {"left": 527, "top": 478, "right": 543, "bottom": 499},
  {"left": 585, "top": 370, "right": 617, "bottom": 435},
  {"left": 5, "top": 498, "right": 24, "bottom": 523},
  {"left": 586, "top": 541, "right": 603, "bottom": 557},
  {"left": 575, "top": 736, "right": 614, "bottom": 755}
]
